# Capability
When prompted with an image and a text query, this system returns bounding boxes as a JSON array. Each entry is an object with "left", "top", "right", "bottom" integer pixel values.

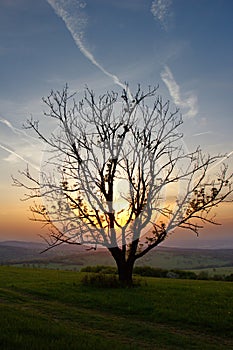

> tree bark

[
  {"left": 117, "top": 260, "right": 134, "bottom": 286},
  {"left": 108, "top": 247, "right": 135, "bottom": 286}
]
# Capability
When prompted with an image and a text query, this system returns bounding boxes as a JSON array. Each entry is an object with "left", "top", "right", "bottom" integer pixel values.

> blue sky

[{"left": 0, "top": 0, "right": 232, "bottom": 245}]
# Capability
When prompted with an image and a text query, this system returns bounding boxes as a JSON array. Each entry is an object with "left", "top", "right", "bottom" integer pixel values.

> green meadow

[{"left": 0, "top": 266, "right": 232, "bottom": 350}]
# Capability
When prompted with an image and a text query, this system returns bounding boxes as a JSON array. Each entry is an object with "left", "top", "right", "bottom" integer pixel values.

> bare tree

[{"left": 14, "top": 84, "right": 232, "bottom": 285}]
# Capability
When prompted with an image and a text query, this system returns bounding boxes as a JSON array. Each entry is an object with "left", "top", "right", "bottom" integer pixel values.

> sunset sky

[{"left": 0, "top": 0, "right": 232, "bottom": 247}]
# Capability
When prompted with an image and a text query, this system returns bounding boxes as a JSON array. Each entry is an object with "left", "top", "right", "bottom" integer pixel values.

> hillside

[{"left": 0, "top": 240, "right": 233, "bottom": 271}]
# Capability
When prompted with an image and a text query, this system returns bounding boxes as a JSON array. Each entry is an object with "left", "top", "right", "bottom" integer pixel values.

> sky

[{"left": 0, "top": 0, "right": 232, "bottom": 247}]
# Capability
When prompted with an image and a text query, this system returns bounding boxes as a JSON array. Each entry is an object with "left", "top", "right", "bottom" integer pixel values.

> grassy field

[
  {"left": 0, "top": 266, "right": 233, "bottom": 350},
  {"left": 138, "top": 248, "right": 233, "bottom": 270},
  {"left": 1, "top": 242, "right": 233, "bottom": 273},
  {"left": 187, "top": 266, "right": 233, "bottom": 278}
]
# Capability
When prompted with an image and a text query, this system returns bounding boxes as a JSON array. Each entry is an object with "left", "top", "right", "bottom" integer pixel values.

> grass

[{"left": 0, "top": 266, "right": 233, "bottom": 349}]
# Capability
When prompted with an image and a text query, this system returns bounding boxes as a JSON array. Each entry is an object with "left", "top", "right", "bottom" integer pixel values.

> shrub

[
  {"left": 81, "top": 273, "right": 121, "bottom": 288},
  {"left": 171, "top": 270, "right": 197, "bottom": 280},
  {"left": 212, "top": 274, "right": 224, "bottom": 281},
  {"left": 81, "top": 272, "right": 142, "bottom": 288},
  {"left": 197, "top": 271, "right": 209, "bottom": 280},
  {"left": 166, "top": 271, "right": 179, "bottom": 279},
  {"left": 80, "top": 265, "right": 117, "bottom": 274},
  {"left": 225, "top": 273, "right": 233, "bottom": 282},
  {"left": 133, "top": 266, "right": 167, "bottom": 277}
]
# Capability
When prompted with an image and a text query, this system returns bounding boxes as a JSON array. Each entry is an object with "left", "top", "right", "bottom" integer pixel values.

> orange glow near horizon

[
  {"left": 0, "top": 194, "right": 232, "bottom": 243},
  {"left": 0, "top": 175, "right": 232, "bottom": 243}
]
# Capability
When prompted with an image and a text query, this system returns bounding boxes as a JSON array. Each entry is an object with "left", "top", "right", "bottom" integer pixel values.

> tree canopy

[{"left": 14, "top": 84, "right": 233, "bottom": 285}]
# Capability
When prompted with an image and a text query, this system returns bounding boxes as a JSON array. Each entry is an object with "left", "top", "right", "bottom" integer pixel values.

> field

[
  {"left": 188, "top": 266, "right": 233, "bottom": 278},
  {"left": 0, "top": 267, "right": 233, "bottom": 349},
  {"left": 1, "top": 242, "right": 233, "bottom": 275}
]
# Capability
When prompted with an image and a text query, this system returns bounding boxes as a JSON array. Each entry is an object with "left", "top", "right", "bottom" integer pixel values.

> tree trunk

[
  {"left": 108, "top": 247, "right": 135, "bottom": 287},
  {"left": 117, "top": 260, "right": 134, "bottom": 286}
]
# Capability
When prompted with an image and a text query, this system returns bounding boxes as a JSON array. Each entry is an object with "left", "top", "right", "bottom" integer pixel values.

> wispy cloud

[
  {"left": 47, "top": 0, "right": 126, "bottom": 90},
  {"left": 193, "top": 131, "right": 212, "bottom": 137},
  {"left": 0, "top": 143, "right": 40, "bottom": 170},
  {"left": 0, "top": 116, "right": 42, "bottom": 143},
  {"left": 161, "top": 65, "right": 198, "bottom": 118},
  {"left": 0, "top": 117, "right": 21, "bottom": 135},
  {"left": 0, "top": 116, "right": 43, "bottom": 170},
  {"left": 208, "top": 150, "right": 233, "bottom": 172},
  {"left": 151, "top": 0, "right": 172, "bottom": 30}
]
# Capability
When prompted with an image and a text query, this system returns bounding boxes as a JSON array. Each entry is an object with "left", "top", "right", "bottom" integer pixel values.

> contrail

[
  {"left": 193, "top": 131, "right": 212, "bottom": 137},
  {"left": 208, "top": 150, "right": 233, "bottom": 172},
  {"left": 0, "top": 143, "right": 40, "bottom": 171},
  {"left": 0, "top": 116, "right": 42, "bottom": 143},
  {"left": 0, "top": 117, "right": 21, "bottom": 135},
  {"left": 47, "top": 0, "right": 127, "bottom": 91},
  {"left": 161, "top": 65, "right": 198, "bottom": 119}
]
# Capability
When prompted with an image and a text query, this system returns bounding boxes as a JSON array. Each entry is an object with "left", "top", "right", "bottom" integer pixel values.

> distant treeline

[{"left": 81, "top": 265, "right": 233, "bottom": 282}]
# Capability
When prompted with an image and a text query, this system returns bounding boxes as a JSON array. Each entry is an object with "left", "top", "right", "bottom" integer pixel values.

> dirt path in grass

[{"left": 1, "top": 286, "right": 232, "bottom": 350}]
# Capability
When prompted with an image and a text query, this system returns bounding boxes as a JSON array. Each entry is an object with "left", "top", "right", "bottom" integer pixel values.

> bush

[
  {"left": 133, "top": 266, "right": 197, "bottom": 279},
  {"left": 81, "top": 272, "right": 142, "bottom": 288},
  {"left": 80, "top": 265, "right": 117, "bottom": 274},
  {"left": 166, "top": 271, "right": 179, "bottom": 279},
  {"left": 81, "top": 273, "right": 121, "bottom": 288},
  {"left": 171, "top": 270, "right": 197, "bottom": 280},
  {"left": 212, "top": 274, "right": 224, "bottom": 281},
  {"left": 197, "top": 271, "right": 209, "bottom": 280},
  {"left": 225, "top": 273, "right": 233, "bottom": 282},
  {"left": 133, "top": 266, "right": 167, "bottom": 277},
  {"left": 80, "top": 265, "right": 231, "bottom": 282}
]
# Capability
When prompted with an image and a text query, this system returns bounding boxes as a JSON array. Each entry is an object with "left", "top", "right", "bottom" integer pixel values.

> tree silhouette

[{"left": 14, "top": 84, "right": 232, "bottom": 285}]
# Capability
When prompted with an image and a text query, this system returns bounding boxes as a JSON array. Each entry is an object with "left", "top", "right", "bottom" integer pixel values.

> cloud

[
  {"left": 151, "top": 0, "right": 172, "bottom": 30},
  {"left": 0, "top": 143, "right": 40, "bottom": 170},
  {"left": 1, "top": 117, "right": 17, "bottom": 131},
  {"left": 3, "top": 153, "right": 22, "bottom": 164},
  {"left": 161, "top": 65, "right": 198, "bottom": 118},
  {"left": 0, "top": 116, "right": 43, "bottom": 171},
  {"left": 193, "top": 131, "right": 212, "bottom": 137},
  {"left": 47, "top": 0, "right": 126, "bottom": 90},
  {"left": 0, "top": 117, "right": 24, "bottom": 137},
  {"left": 0, "top": 116, "right": 42, "bottom": 143},
  {"left": 208, "top": 150, "right": 233, "bottom": 172}
]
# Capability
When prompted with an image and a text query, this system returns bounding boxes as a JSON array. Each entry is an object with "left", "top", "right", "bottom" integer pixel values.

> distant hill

[
  {"left": 0, "top": 240, "right": 233, "bottom": 270},
  {"left": 0, "top": 240, "right": 88, "bottom": 250},
  {"left": 0, "top": 240, "right": 91, "bottom": 265}
]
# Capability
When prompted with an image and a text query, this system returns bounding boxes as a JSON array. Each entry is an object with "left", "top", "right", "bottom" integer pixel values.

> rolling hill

[{"left": 0, "top": 240, "right": 233, "bottom": 271}]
